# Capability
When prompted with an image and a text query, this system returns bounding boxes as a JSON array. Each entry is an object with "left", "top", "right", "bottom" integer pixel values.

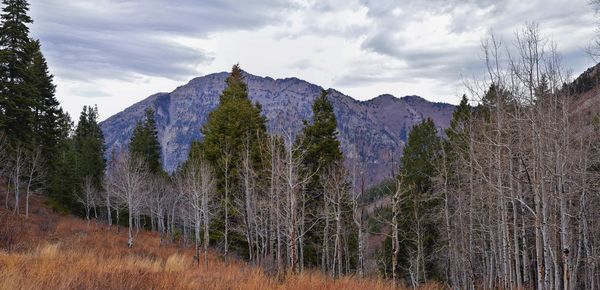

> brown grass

[{"left": 0, "top": 194, "right": 443, "bottom": 290}]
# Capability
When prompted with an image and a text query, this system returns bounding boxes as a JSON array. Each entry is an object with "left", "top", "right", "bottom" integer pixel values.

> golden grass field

[{"left": 0, "top": 194, "right": 442, "bottom": 290}]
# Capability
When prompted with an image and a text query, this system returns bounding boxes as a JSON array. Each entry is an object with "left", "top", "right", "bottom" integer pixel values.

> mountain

[
  {"left": 568, "top": 62, "right": 600, "bottom": 121},
  {"left": 100, "top": 71, "right": 455, "bottom": 186}
]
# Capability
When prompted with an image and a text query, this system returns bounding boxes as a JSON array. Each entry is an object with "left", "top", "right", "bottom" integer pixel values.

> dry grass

[{"left": 0, "top": 194, "right": 443, "bottom": 290}]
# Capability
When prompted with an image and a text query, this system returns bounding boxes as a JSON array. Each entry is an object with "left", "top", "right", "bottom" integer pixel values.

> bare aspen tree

[
  {"left": 219, "top": 144, "right": 232, "bottom": 265},
  {"left": 181, "top": 157, "right": 216, "bottom": 266},
  {"left": 0, "top": 134, "right": 8, "bottom": 209},
  {"left": 0, "top": 133, "right": 8, "bottom": 205},
  {"left": 148, "top": 175, "right": 170, "bottom": 243},
  {"left": 321, "top": 162, "right": 350, "bottom": 277},
  {"left": 265, "top": 134, "right": 285, "bottom": 273},
  {"left": 24, "top": 146, "right": 43, "bottom": 219},
  {"left": 107, "top": 152, "right": 149, "bottom": 248},
  {"left": 77, "top": 175, "right": 97, "bottom": 224},
  {"left": 280, "top": 132, "right": 314, "bottom": 273},
  {"left": 9, "top": 143, "right": 25, "bottom": 214},
  {"left": 238, "top": 135, "right": 258, "bottom": 262},
  {"left": 200, "top": 160, "right": 216, "bottom": 267}
]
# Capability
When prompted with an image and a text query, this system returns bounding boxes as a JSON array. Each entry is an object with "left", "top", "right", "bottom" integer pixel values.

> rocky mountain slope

[{"left": 100, "top": 72, "right": 455, "bottom": 186}]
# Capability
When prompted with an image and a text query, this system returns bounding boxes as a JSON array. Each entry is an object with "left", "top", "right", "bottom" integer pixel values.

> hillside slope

[{"left": 0, "top": 193, "right": 439, "bottom": 290}]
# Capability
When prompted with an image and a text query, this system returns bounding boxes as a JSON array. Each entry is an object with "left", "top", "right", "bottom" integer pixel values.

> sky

[{"left": 27, "top": 0, "right": 598, "bottom": 121}]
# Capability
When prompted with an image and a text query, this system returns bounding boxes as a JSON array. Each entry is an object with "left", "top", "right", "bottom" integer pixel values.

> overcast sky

[{"left": 28, "top": 0, "right": 598, "bottom": 121}]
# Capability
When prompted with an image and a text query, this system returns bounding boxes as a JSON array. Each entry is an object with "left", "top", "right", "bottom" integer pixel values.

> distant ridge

[{"left": 100, "top": 71, "right": 455, "bottom": 186}]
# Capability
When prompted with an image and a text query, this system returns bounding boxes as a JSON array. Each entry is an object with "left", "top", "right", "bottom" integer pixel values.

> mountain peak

[
  {"left": 100, "top": 71, "right": 455, "bottom": 186},
  {"left": 402, "top": 95, "right": 426, "bottom": 102}
]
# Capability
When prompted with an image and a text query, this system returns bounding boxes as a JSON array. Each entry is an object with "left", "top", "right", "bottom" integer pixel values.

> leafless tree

[
  {"left": 106, "top": 152, "right": 149, "bottom": 248},
  {"left": 320, "top": 161, "right": 351, "bottom": 277},
  {"left": 181, "top": 158, "right": 216, "bottom": 266},
  {"left": 77, "top": 175, "right": 97, "bottom": 224},
  {"left": 24, "top": 146, "right": 44, "bottom": 219},
  {"left": 8, "top": 143, "right": 25, "bottom": 214}
]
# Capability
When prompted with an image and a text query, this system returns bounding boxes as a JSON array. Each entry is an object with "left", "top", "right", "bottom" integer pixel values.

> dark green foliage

[
  {"left": 74, "top": 105, "right": 105, "bottom": 188},
  {"left": 0, "top": 0, "right": 64, "bottom": 151},
  {"left": 0, "top": 0, "right": 73, "bottom": 210},
  {"left": 0, "top": 0, "right": 34, "bottom": 144},
  {"left": 477, "top": 83, "right": 515, "bottom": 119},
  {"left": 129, "top": 108, "right": 162, "bottom": 173},
  {"left": 188, "top": 64, "right": 267, "bottom": 257},
  {"left": 301, "top": 89, "right": 343, "bottom": 179},
  {"left": 298, "top": 89, "right": 345, "bottom": 268},
  {"left": 48, "top": 106, "right": 105, "bottom": 215},
  {"left": 383, "top": 118, "right": 443, "bottom": 282},
  {"left": 445, "top": 95, "right": 471, "bottom": 157},
  {"left": 193, "top": 64, "right": 266, "bottom": 170},
  {"left": 27, "top": 40, "right": 64, "bottom": 159},
  {"left": 361, "top": 178, "right": 396, "bottom": 204},
  {"left": 47, "top": 113, "right": 80, "bottom": 211},
  {"left": 400, "top": 118, "right": 440, "bottom": 194}
]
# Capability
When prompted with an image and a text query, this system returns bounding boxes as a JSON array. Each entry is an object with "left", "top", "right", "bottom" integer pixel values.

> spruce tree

[
  {"left": 194, "top": 64, "right": 266, "bottom": 170},
  {"left": 129, "top": 108, "right": 162, "bottom": 173},
  {"left": 47, "top": 112, "right": 78, "bottom": 212},
  {"left": 190, "top": 64, "right": 267, "bottom": 256},
  {"left": 0, "top": 0, "right": 34, "bottom": 144},
  {"left": 445, "top": 95, "right": 471, "bottom": 161},
  {"left": 73, "top": 105, "right": 105, "bottom": 190},
  {"left": 446, "top": 95, "right": 471, "bottom": 142},
  {"left": 394, "top": 118, "right": 443, "bottom": 282},
  {"left": 301, "top": 89, "right": 343, "bottom": 177},
  {"left": 27, "top": 39, "right": 62, "bottom": 157},
  {"left": 298, "top": 89, "right": 344, "bottom": 268}
]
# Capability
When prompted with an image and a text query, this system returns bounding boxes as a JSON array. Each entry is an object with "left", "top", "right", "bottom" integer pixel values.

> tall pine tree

[
  {"left": 47, "top": 113, "right": 79, "bottom": 212},
  {"left": 27, "top": 39, "right": 63, "bottom": 157},
  {"left": 0, "top": 0, "right": 34, "bottom": 144},
  {"left": 396, "top": 118, "right": 443, "bottom": 282},
  {"left": 299, "top": 89, "right": 344, "bottom": 268},
  {"left": 73, "top": 105, "right": 105, "bottom": 191},
  {"left": 301, "top": 89, "right": 343, "bottom": 178},
  {"left": 189, "top": 64, "right": 267, "bottom": 256},
  {"left": 129, "top": 108, "right": 162, "bottom": 174}
]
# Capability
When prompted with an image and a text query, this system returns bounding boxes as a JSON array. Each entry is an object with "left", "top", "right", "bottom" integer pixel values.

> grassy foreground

[{"left": 0, "top": 194, "right": 441, "bottom": 290}]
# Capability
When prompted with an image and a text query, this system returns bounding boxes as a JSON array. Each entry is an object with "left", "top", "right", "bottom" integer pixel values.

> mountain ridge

[{"left": 100, "top": 71, "right": 455, "bottom": 186}]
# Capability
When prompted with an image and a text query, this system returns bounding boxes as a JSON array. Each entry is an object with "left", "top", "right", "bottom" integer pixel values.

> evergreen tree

[
  {"left": 298, "top": 89, "right": 344, "bottom": 268},
  {"left": 129, "top": 108, "right": 162, "bottom": 174},
  {"left": 445, "top": 95, "right": 471, "bottom": 157},
  {"left": 196, "top": 64, "right": 266, "bottom": 165},
  {"left": 301, "top": 89, "right": 343, "bottom": 177},
  {"left": 27, "top": 39, "right": 63, "bottom": 157},
  {"left": 394, "top": 118, "right": 443, "bottom": 282},
  {"left": 0, "top": 0, "right": 34, "bottom": 144},
  {"left": 189, "top": 64, "right": 267, "bottom": 256},
  {"left": 73, "top": 105, "right": 105, "bottom": 190},
  {"left": 47, "top": 112, "right": 79, "bottom": 211},
  {"left": 47, "top": 105, "right": 106, "bottom": 214},
  {"left": 0, "top": 0, "right": 70, "bottom": 213}
]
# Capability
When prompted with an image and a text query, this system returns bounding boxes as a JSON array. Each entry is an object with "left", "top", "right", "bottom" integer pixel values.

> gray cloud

[
  {"left": 332, "top": 0, "right": 596, "bottom": 90},
  {"left": 29, "top": 0, "right": 296, "bottom": 81},
  {"left": 70, "top": 88, "right": 111, "bottom": 98},
  {"left": 24, "top": 0, "right": 598, "bottom": 109}
]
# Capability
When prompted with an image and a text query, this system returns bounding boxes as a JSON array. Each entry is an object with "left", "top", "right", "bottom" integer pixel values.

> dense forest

[{"left": 1, "top": 0, "right": 600, "bottom": 289}]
